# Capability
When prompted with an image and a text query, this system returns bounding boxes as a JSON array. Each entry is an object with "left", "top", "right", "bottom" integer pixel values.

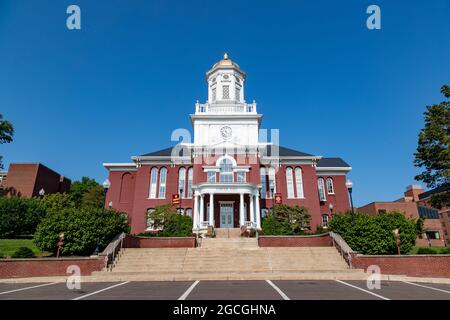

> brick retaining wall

[
  {"left": 351, "top": 254, "right": 450, "bottom": 278},
  {"left": 0, "top": 257, "right": 104, "bottom": 279},
  {"left": 258, "top": 234, "right": 333, "bottom": 247},
  {"left": 123, "top": 236, "right": 196, "bottom": 248}
]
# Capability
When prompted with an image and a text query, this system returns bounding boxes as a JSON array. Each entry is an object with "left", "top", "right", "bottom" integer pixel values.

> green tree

[
  {"left": 81, "top": 185, "right": 104, "bottom": 209},
  {"left": 145, "top": 204, "right": 193, "bottom": 237},
  {"left": 69, "top": 177, "right": 102, "bottom": 208},
  {"left": 414, "top": 84, "right": 450, "bottom": 209},
  {"left": 261, "top": 204, "right": 311, "bottom": 235},
  {"left": 0, "top": 114, "right": 14, "bottom": 170}
]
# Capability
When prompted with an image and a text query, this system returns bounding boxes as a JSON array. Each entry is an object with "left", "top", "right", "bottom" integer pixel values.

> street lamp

[
  {"left": 270, "top": 181, "right": 275, "bottom": 235},
  {"left": 94, "top": 179, "right": 111, "bottom": 255},
  {"left": 329, "top": 203, "right": 334, "bottom": 215},
  {"left": 39, "top": 188, "right": 45, "bottom": 197},
  {"left": 345, "top": 179, "right": 355, "bottom": 224}
]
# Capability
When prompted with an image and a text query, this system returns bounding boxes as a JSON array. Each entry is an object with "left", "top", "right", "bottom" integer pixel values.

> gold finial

[{"left": 223, "top": 52, "right": 229, "bottom": 60}]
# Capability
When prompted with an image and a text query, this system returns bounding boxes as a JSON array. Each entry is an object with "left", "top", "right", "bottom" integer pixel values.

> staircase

[{"left": 91, "top": 236, "right": 365, "bottom": 281}]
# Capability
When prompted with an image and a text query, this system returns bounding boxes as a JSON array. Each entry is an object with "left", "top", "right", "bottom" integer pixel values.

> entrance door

[{"left": 220, "top": 203, "right": 234, "bottom": 228}]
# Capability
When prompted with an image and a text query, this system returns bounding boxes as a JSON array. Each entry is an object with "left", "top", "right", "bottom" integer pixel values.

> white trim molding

[{"left": 103, "top": 163, "right": 137, "bottom": 171}]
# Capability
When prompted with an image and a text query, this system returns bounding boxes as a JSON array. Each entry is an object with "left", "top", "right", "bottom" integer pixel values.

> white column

[
  {"left": 239, "top": 193, "right": 245, "bottom": 226},
  {"left": 209, "top": 193, "right": 214, "bottom": 227},
  {"left": 255, "top": 192, "right": 261, "bottom": 229},
  {"left": 249, "top": 194, "right": 254, "bottom": 226},
  {"left": 200, "top": 194, "right": 204, "bottom": 226},
  {"left": 193, "top": 193, "right": 199, "bottom": 230}
]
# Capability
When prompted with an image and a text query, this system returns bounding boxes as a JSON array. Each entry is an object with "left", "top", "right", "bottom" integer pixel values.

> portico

[{"left": 192, "top": 183, "right": 261, "bottom": 230}]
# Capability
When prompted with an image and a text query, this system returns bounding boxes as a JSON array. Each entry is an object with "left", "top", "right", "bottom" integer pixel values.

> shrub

[
  {"left": 329, "top": 211, "right": 416, "bottom": 255},
  {"left": 147, "top": 204, "right": 193, "bottom": 237},
  {"left": 261, "top": 205, "right": 311, "bottom": 235},
  {"left": 33, "top": 208, "right": 129, "bottom": 256},
  {"left": 439, "top": 247, "right": 450, "bottom": 254},
  {"left": 0, "top": 252, "right": 4, "bottom": 259},
  {"left": 12, "top": 247, "right": 35, "bottom": 258},
  {"left": 0, "top": 197, "right": 46, "bottom": 238},
  {"left": 417, "top": 247, "right": 438, "bottom": 255}
]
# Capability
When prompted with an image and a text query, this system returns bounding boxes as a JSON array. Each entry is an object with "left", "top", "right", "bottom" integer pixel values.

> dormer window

[{"left": 223, "top": 85, "right": 230, "bottom": 99}]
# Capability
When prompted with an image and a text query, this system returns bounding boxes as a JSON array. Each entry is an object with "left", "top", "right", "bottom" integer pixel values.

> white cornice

[{"left": 103, "top": 163, "right": 137, "bottom": 172}]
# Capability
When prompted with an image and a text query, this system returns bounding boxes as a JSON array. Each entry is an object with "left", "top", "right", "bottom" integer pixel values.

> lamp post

[
  {"left": 178, "top": 187, "right": 183, "bottom": 235},
  {"left": 270, "top": 182, "right": 275, "bottom": 235},
  {"left": 39, "top": 188, "right": 45, "bottom": 198},
  {"left": 94, "top": 179, "right": 111, "bottom": 255},
  {"left": 328, "top": 203, "right": 334, "bottom": 228},
  {"left": 345, "top": 179, "right": 355, "bottom": 224}
]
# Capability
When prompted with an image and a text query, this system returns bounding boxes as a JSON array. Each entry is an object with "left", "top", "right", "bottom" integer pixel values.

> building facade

[{"left": 104, "top": 54, "right": 352, "bottom": 234}]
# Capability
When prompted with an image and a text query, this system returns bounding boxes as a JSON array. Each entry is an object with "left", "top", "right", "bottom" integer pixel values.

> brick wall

[
  {"left": 350, "top": 254, "right": 450, "bottom": 278},
  {"left": 258, "top": 234, "right": 333, "bottom": 247},
  {"left": 123, "top": 236, "right": 196, "bottom": 248},
  {"left": 0, "top": 257, "right": 104, "bottom": 279}
]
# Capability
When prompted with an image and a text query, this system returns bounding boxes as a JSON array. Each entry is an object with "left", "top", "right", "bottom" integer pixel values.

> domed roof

[{"left": 207, "top": 53, "right": 245, "bottom": 77}]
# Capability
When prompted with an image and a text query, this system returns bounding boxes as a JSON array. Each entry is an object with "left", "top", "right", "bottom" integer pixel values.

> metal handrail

[{"left": 100, "top": 232, "right": 126, "bottom": 271}]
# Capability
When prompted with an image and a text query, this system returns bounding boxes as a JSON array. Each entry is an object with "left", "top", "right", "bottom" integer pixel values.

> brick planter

[
  {"left": 350, "top": 253, "right": 450, "bottom": 278},
  {"left": 0, "top": 257, "right": 104, "bottom": 279},
  {"left": 123, "top": 236, "right": 196, "bottom": 248},
  {"left": 258, "top": 234, "right": 333, "bottom": 247}
]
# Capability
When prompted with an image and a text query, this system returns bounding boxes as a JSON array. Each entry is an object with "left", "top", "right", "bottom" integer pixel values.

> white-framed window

[
  {"left": 261, "top": 208, "right": 269, "bottom": 218},
  {"left": 219, "top": 158, "right": 233, "bottom": 183},
  {"left": 286, "top": 167, "right": 294, "bottom": 198},
  {"left": 268, "top": 167, "right": 276, "bottom": 197},
  {"left": 222, "top": 85, "right": 230, "bottom": 99},
  {"left": 149, "top": 167, "right": 158, "bottom": 199},
  {"left": 322, "top": 214, "right": 329, "bottom": 228},
  {"left": 158, "top": 167, "right": 167, "bottom": 198},
  {"left": 260, "top": 167, "right": 267, "bottom": 199},
  {"left": 326, "top": 177, "right": 334, "bottom": 194},
  {"left": 187, "top": 167, "right": 193, "bottom": 198},
  {"left": 146, "top": 208, "right": 155, "bottom": 230},
  {"left": 177, "top": 208, "right": 185, "bottom": 214},
  {"left": 295, "top": 167, "right": 304, "bottom": 198},
  {"left": 237, "top": 171, "right": 246, "bottom": 183},
  {"left": 207, "top": 171, "right": 216, "bottom": 183},
  {"left": 318, "top": 177, "right": 326, "bottom": 202},
  {"left": 178, "top": 167, "right": 186, "bottom": 198},
  {"left": 185, "top": 208, "right": 192, "bottom": 217}
]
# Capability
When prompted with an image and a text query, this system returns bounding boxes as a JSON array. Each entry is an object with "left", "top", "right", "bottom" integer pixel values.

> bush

[
  {"left": 0, "top": 252, "right": 4, "bottom": 259},
  {"left": 33, "top": 208, "right": 129, "bottom": 256},
  {"left": 147, "top": 204, "right": 193, "bottom": 237},
  {"left": 11, "top": 247, "right": 35, "bottom": 258},
  {"left": 0, "top": 197, "right": 46, "bottom": 238},
  {"left": 261, "top": 205, "right": 311, "bottom": 235},
  {"left": 439, "top": 247, "right": 450, "bottom": 254},
  {"left": 329, "top": 211, "right": 417, "bottom": 255},
  {"left": 417, "top": 247, "right": 438, "bottom": 255}
]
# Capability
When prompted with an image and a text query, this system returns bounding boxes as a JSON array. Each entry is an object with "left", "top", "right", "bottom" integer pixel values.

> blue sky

[{"left": 0, "top": 0, "right": 449, "bottom": 206}]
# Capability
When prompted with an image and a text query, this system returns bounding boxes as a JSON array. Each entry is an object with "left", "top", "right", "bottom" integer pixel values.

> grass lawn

[
  {"left": 408, "top": 246, "right": 450, "bottom": 254},
  {"left": 0, "top": 239, "right": 50, "bottom": 258}
]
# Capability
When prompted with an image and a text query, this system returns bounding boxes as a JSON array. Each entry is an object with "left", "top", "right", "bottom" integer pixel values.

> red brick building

[
  {"left": 0, "top": 163, "right": 71, "bottom": 198},
  {"left": 358, "top": 185, "right": 446, "bottom": 247},
  {"left": 103, "top": 54, "right": 352, "bottom": 234}
]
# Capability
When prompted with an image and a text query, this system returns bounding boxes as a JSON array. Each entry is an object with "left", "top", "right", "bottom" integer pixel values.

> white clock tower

[{"left": 191, "top": 53, "right": 262, "bottom": 148}]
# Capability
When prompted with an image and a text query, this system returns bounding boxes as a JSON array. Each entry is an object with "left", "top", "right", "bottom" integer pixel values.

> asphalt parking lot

[{"left": 0, "top": 280, "right": 449, "bottom": 300}]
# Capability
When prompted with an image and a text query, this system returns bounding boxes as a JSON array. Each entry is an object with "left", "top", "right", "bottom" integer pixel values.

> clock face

[{"left": 220, "top": 126, "right": 232, "bottom": 139}]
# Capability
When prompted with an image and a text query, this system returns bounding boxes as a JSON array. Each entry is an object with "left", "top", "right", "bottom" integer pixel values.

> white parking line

[
  {"left": 266, "top": 280, "right": 290, "bottom": 300},
  {"left": 72, "top": 281, "right": 130, "bottom": 300},
  {"left": 335, "top": 280, "right": 390, "bottom": 300},
  {"left": 403, "top": 281, "right": 450, "bottom": 294},
  {"left": 0, "top": 282, "right": 59, "bottom": 295},
  {"left": 178, "top": 280, "right": 200, "bottom": 300}
]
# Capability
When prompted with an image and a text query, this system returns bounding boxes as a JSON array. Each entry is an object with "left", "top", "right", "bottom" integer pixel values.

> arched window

[
  {"left": 158, "top": 167, "right": 167, "bottom": 198},
  {"left": 268, "top": 167, "right": 276, "bottom": 197},
  {"left": 295, "top": 167, "right": 304, "bottom": 198},
  {"left": 187, "top": 168, "right": 193, "bottom": 198},
  {"left": 149, "top": 168, "right": 158, "bottom": 199},
  {"left": 326, "top": 177, "right": 334, "bottom": 194},
  {"left": 318, "top": 178, "right": 326, "bottom": 202},
  {"left": 260, "top": 167, "right": 267, "bottom": 199},
  {"left": 219, "top": 158, "right": 234, "bottom": 182},
  {"left": 185, "top": 208, "right": 192, "bottom": 217},
  {"left": 286, "top": 167, "right": 294, "bottom": 198},
  {"left": 178, "top": 167, "right": 186, "bottom": 198},
  {"left": 119, "top": 173, "right": 133, "bottom": 203}
]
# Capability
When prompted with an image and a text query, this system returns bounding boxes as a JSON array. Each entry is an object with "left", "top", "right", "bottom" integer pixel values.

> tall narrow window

[
  {"left": 187, "top": 168, "right": 193, "bottom": 197},
  {"left": 178, "top": 168, "right": 186, "bottom": 197},
  {"left": 146, "top": 208, "right": 155, "bottom": 230},
  {"left": 268, "top": 167, "right": 276, "bottom": 197},
  {"left": 207, "top": 171, "right": 216, "bottom": 183},
  {"left": 219, "top": 158, "right": 233, "bottom": 182},
  {"left": 235, "top": 87, "right": 240, "bottom": 101},
  {"left": 286, "top": 167, "right": 294, "bottom": 198},
  {"left": 212, "top": 87, "right": 216, "bottom": 101},
  {"left": 149, "top": 168, "right": 158, "bottom": 199},
  {"left": 318, "top": 177, "right": 326, "bottom": 202},
  {"left": 237, "top": 171, "right": 246, "bottom": 183},
  {"left": 260, "top": 167, "right": 267, "bottom": 199},
  {"left": 222, "top": 85, "right": 230, "bottom": 99},
  {"left": 295, "top": 167, "right": 304, "bottom": 198},
  {"left": 322, "top": 214, "right": 329, "bottom": 228},
  {"left": 158, "top": 167, "right": 167, "bottom": 198},
  {"left": 326, "top": 177, "right": 334, "bottom": 194}
]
